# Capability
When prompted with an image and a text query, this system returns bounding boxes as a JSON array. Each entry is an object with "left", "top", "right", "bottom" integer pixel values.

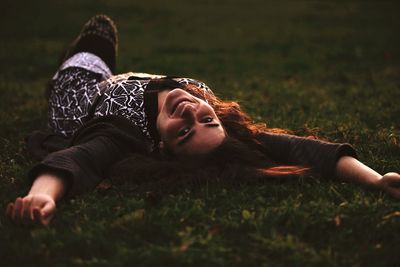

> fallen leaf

[
  {"left": 96, "top": 179, "right": 112, "bottom": 190},
  {"left": 179, "top": 243, "right": 189, "bottom": 252},
  {"left": 382, "top": 211, "right": 400, "bottom": 221},
  {"left": 334, "top": 214, "right": 341, "bottom": 227},
  {"left": 242, "top": 209, "right": 251, "bottom": 220}
]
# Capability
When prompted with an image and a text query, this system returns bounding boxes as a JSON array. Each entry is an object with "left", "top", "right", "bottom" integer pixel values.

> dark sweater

[{"left": 26, "top": 114, "right": 357, "bottom": 196}]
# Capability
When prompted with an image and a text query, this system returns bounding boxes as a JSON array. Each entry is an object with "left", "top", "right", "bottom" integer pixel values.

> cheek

[
  {"left": 157, "top": 117, "right": 178, "bottom": 141},
  {"left": 156, "top": 105, "right": 169, "bottom": 136},
  {"left": 156, "top": 114, "right": 167, "bottom": 140}
]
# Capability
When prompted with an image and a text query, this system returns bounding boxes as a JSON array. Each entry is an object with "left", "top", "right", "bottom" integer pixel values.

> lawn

[{"left": 1, "top": 0, "right": 400, "bottom": 266}]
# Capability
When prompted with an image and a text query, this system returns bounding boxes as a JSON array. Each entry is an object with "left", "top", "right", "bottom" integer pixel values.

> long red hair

[
  {"left": 109, "top": 80, "right": 308, "bottom": 193},
  {"left": 182, "top": 83, "right": 308, "bottom": 177}
]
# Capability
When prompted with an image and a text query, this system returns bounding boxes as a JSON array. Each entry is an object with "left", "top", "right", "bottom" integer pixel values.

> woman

[{"left": 6, "top": 15, "right": 400, "bottom": 226}]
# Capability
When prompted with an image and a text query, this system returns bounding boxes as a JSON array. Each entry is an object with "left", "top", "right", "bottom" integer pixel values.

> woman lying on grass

[{"left": 6, "top": 15, "right": 400, "bottom": 226}]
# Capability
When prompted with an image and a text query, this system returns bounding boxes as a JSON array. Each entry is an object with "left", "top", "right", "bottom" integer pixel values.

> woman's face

[{"left": 157, "top": 88, "right": 226, "bottom": 156}]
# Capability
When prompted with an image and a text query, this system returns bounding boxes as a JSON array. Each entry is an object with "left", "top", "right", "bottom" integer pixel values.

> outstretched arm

[
  {"left": 6, "top": 117, "right": 150, "bottom": 226},
  {"left": 256, "top": 132, "right": 400, "bottom": 199},
  {"left": 6, "top": 134, "right": 129, "bottom": 226},
  {"left": 6, "top": 173, "right": 67, "bottom": 226},
  {"left": 336, "top": 156, "right": 400, "bottom": 199}
]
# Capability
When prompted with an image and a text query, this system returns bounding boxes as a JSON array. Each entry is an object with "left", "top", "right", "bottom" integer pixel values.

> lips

[
  {"left": 170, "top": 98, "right": 194, "bottom": 115},
  {"left": 164, "top": 89, "right": 198, "bottom": 116}
]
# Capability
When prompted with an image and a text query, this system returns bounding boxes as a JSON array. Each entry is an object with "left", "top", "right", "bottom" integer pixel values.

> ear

[{"left": 158, "top": 141, "right": 174, "bottom": 158}]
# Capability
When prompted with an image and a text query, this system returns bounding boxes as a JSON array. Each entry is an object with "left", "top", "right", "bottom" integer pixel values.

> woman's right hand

[
  {"left": 5, "top": 172, "right": 67, "bottom": 226},
  {"left": 6, "top": 194, "right": 56, "bottom": 226}
]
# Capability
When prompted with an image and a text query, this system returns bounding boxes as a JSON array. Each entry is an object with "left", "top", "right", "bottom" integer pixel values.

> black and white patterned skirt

[{"left": 48, "top": 52, "right": 112, "bottom": 137}]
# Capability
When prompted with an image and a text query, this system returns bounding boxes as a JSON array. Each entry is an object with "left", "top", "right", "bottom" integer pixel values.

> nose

[{"left": 181, "top": 103, "right": 197, "bottom": 122}]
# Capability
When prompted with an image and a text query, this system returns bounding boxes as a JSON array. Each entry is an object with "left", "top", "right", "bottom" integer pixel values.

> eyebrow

[{"left": 177, "top": 123, "right": 220, "bottom": 146}]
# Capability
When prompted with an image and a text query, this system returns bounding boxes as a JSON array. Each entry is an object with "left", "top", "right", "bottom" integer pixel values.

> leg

[
  {"left": 48, "top": 67, "right": 103, "bottom": 137},
  {"left": 47, "top": 15, "right": 118, "bottom": 137},
  {"left": 59, "top": 14, "right": 118, "bottom": 73}
]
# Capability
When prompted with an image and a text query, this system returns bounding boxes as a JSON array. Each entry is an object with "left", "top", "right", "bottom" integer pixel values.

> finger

[
  {"left": 22, "top": 198, "right": 33, "bottom": 224},
  {"left": 33, "top": 208, "right": 42, "bottom": 225},
  {"left": 41, "top": 201, "right": 55, "bottom": 215},
  {"left": 40, "top": 202, "right": 55, "bottom": 226},
  {"left": 6, "top": 203, "right": 14, "bottom": 218},
  {"left": 12, "top": 198, "right": 23, "bottom": 224},
  {"left": 33, "top": 207, "right": 52, "bottom": 226},
  {"left": 386, "top": 188, "right": 400, "bottom": 199},
  {"left": 385, "top": 172, "right": 400, "bottom": 177},
  {"left": 385, "top": 175, "right": 400, "bottom": 188},
  {"left": 388, "top": 179, "right": 400, "bottom": 188},
  {"left": 40, "top": 212, "right": 52, "bottom": 226},
  {"left": 29, "top": 205, "right": 35, "bottom": 221}
]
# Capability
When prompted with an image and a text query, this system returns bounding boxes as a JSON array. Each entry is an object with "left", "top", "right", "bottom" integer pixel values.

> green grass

[{"left": 1, "top": 0, "right": 400, "bottom": 266}]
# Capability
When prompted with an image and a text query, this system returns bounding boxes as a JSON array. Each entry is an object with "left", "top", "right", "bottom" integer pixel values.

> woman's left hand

[
  {"left": 336, "top": 157, "right": 400, "bottom": 200},
  {"left": 378, "top": 172, "right": 400, "bottom": 199}
]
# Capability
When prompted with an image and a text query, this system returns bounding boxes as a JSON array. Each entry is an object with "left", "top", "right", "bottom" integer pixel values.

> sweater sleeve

[
  {"left": 255, "top": 132, "right": 357, "bottom": 179},
  {"left": 28, "top": 116, "right": 150, "bottom": 196}
]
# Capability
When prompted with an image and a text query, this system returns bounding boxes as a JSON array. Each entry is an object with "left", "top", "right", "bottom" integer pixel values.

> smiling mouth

[{"left": 171, "top": 98, "right": 193, "bottom": 115}]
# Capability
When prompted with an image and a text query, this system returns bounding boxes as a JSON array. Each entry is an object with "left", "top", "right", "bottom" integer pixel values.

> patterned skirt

[{"left": 48, "top": 52, "right": 111, "bottom": 137}]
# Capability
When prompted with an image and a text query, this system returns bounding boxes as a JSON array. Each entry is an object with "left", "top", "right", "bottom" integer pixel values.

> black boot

[{"left": 59, "top": 14, "right": 118, "bottom": 73}]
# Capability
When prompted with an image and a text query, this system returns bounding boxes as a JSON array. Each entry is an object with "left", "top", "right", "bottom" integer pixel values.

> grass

[{"left": 1, "top": 0, "right": 400, "bottom": 266}]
